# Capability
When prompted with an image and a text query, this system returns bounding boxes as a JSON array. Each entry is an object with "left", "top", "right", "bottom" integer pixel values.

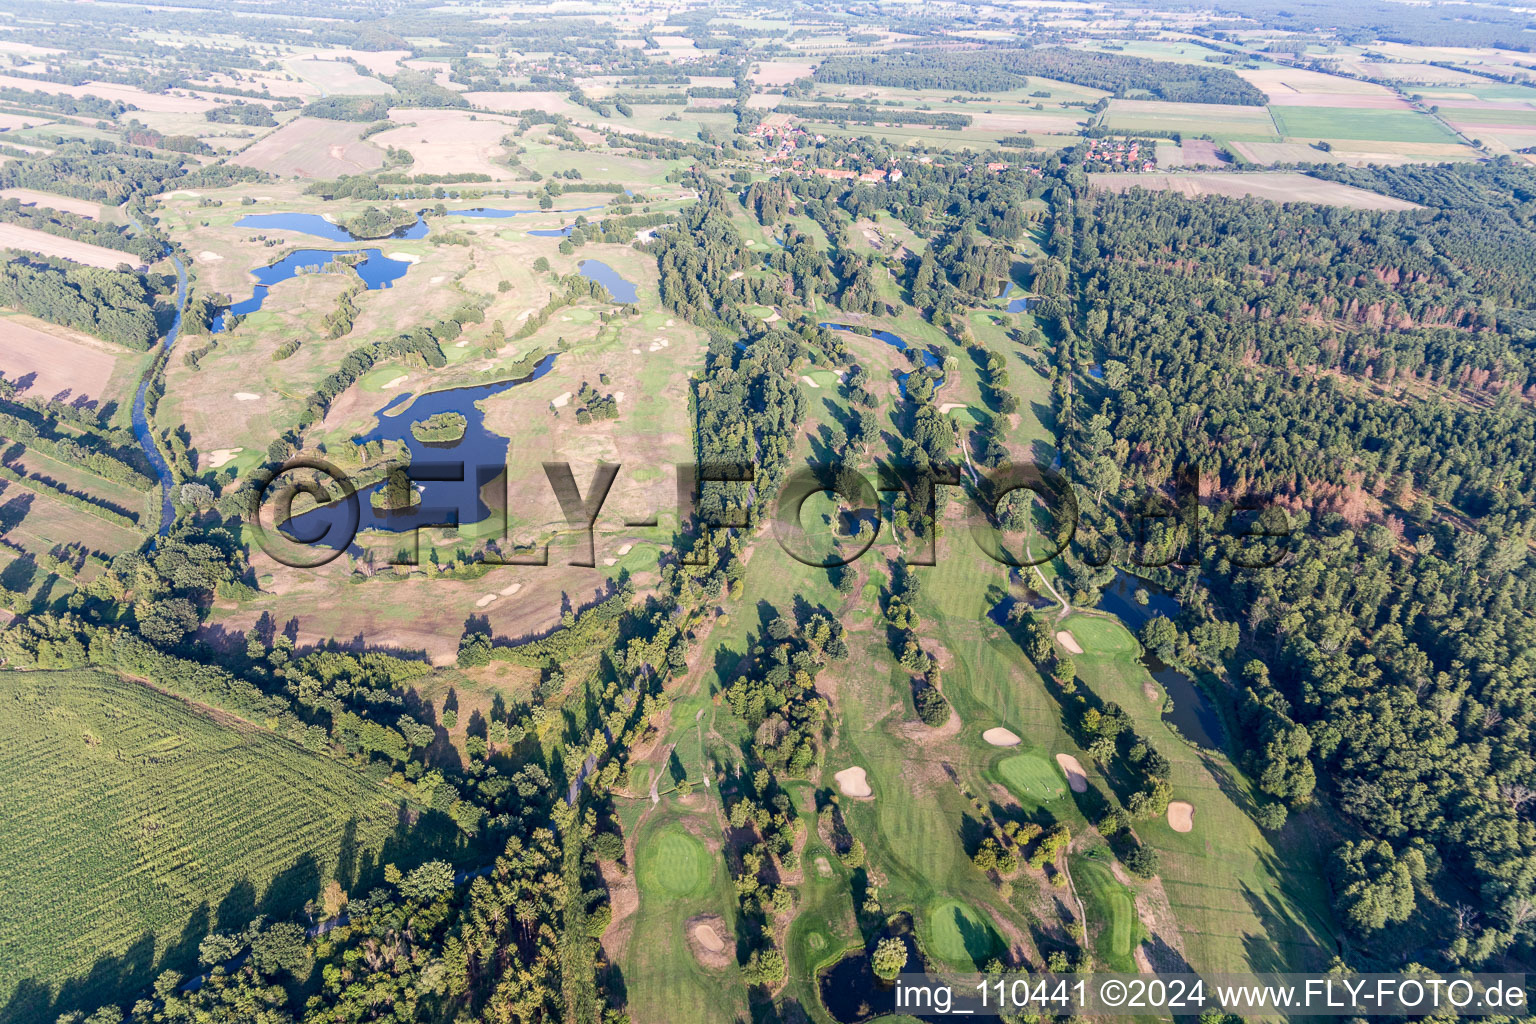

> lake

[
  {"left": 280, "top": 354, "right": 558, "bottom": 546},
  {"left": 578, "top": 259, "right": 637, "bottom": 303},
  {"left": 235, "top": 211, "right": 428, "bottom": 242},
  {"left": 212, "top": 248, "right": 413, "bottom": 332}
]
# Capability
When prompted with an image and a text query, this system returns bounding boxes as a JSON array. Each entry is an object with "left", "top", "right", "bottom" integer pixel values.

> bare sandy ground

[
  {"left": 1056, "top": 630, "right": 1084, "bottom": 655},
  {"left": 1055, "top": 753, "right": 1089, "bottom": 793},
  {"left": 983, "top": 727, "right": 1022, "bottom": 746},
  {"left": 0, "top": 223, "right": 142, "bottom": 269},
  {"left": 1167, "top": 801, "right": 1195, "bottom": 833},
  {"left": 835, "top": 766, "right": 872, "bottom": 798}
]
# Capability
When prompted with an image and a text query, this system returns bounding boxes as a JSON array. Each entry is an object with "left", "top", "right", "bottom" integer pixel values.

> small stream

[{"left": 131, "top": 252, "right": 186, "bottom": 538}]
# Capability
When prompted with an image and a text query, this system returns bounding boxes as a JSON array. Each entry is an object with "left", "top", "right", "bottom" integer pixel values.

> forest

[
  {"left": 813, "top": 48, "right": 1269, "bottom": 104},
  {"left": 1067, "top": 163, "right": 1536, "bottom": 967}
]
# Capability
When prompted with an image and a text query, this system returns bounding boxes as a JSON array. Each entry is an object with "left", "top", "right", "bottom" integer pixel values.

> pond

[
  {"left": 279, "top": 354, "right": 558, "bottom": 547},
  {"left": 1006, "top": 295, "right": 1031, "bottom": 313},
  {"left": 451, "top": 204, "right": 604, "bottom": 220},
  {"left": 819, "top": 932, "right": 955, "bottom": 1024},
  {"left": 235, "top": 211, "right": 428, "bottom": 242},
  {"left": 578, "top": 258, "right": 637, "bottom": 303},
  {"left": 818, "top": 322, "right": 942, "bottom": 393},
  {"left": 1098, "top": 570, "right": 1225, "bottom": 749},
  {"left": 529, "top": 225, "right": 575, "bottom": 237},
  {"left": 211, "top": 248, "right": 414, "bottom": 332}
]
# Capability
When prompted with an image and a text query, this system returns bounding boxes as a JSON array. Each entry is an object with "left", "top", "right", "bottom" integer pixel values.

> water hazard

[
  {"left": 280, "top": 355, "right": 558, "bottom": 547},
  {"left": 1098, "top": 571, "right": 1225, "bottom": 748},
  {"left": 579, "top": 259, "right": 638, "bottom": 303}
]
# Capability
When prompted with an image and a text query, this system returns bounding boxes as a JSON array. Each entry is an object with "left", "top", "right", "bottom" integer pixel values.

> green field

[
  {"left": 637, "top": 827, "right": 712, "bottom": 897},
  {"left": 1070, "top": 855, "right": 1139, "bottom": 971},
  {"left": 1269, "top": 105, "right": 1460, "bottom": 143},
  {"left": 0, "top": 669, "right": 437, "bottom": 1010},
  {"left": 996, "top": 752, "right": 1068, "bottom": 804},
  {"left": 924, "top": 899, "right": 1003, "bottom": 968}
]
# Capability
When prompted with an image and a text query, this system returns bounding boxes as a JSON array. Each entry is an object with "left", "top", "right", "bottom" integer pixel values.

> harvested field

[
  {"left": 0, "top": 75, "right": 217, "bottom": 113},
  {"left": 286, "top": 57, "right": 396, "bottom": 95},
  {"left": 1055, "top": 753, "right": 1089, "bottom": 794},
  {"left": 834, "top": 765, "right": 872, "bottom": 798},
  {"left": 0, "top": 223, "right": 141, "bottom": 268},
  {"left": 1105, "top": 99, "right": 1276, "bottom": 138},
  {"left": 1265, "top": 92, "right": 1413, "bottom": 110},
  {"left": 0, "top": 188, "right": 98, "bottom": 218},
  {"left": 1089, "top": 172, "right": 1422, "bottom": 211},
  {"left": 1238, "top": 66, "right": 1391, "bottom": 96},
  {"left": 371, "top": 110, "right": 517, "bottom": 178},
  {"left": 231, "top": 117, "right": 383, "bottom": 178},
  {"left": 465, "top": 90, "right": 586, "bottom": 117},
  {"left": 0, "top": 314, "right": 120, "bottom": 405},
  {"left": 1172, "top": 139, "right": 1227, "bottom": 166},
  {"left": 0, "top": 113, "right": 55, "bottom": 132},
  {"left": 751, "top": 60, "right": 816, "bottom": 86}
]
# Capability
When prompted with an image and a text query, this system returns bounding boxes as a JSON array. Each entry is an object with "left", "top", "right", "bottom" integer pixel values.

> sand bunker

[
  {"left": 834, "top": 766, "right": 872, "bottom": 798},
  {"left": 691, "top": 922, "right": 724, "bottom": 952},
  {"left": 1167, "top": 801, "right": 1195, "bottom": 833},
  {"left": 388, "top": 252, "right": 420, "bottom": 264},
  {"left": 983, "top": 727, "right": 1021, "bottom": 747},
  {"left": 939, "top": 402, "right": 967, "bottom": 414},
  {"left": 203, "top": 447, "right": 243, "bottom": 470},
  {"left": 616, "top": 543, "right": 633, "bottom": 555},
  {"left": 1055, "top": 754, "right": 1088, "bottom": 793},
  {"left": 475, "top": 594, "right": 497, "bottom": 608},
  {"left": 1056, "top": 630, "right": 1084, "bottom": 655},
  {"left": 800, "top": 374, "right": 820, "bottom": 388},
  {"left": 233, "top": 392, "right": 261, "bottom": 402},
  {"left": 498, "top": 582, "right": 522, "bottom": 597},
  {"left": 815, "top": 856, "right": 832, "bottom": 878},
  {"left": 630, "top": 347, "right": 641, "bottom": 354},
  {"left": 686, "top": 915, "right": 731, "bottom": 968},
  {"left": 551, "top": 391, "right": 572, "bottom": 408},
  {"left": 197, "top": 250, "right": 223, "bottom": 262},
  {"left": 382, "top": 375, "right": 408, "bottom": 389}
]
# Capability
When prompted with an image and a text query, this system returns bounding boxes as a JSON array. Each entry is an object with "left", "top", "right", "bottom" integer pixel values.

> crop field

[
  {"left": 230, "top": 117, "right": 384, "bottom": 178},
  {"left": 0, "top": 74, "right": 219, "bottom": 114},
  {"left": 0, "top": 223, "right": 143, "bottom": 269},
  {"left": 285, "top": 57, "right": 396, "bottom": 95},
  {"left": 1104, "top": 99, "right": 1278, "bottom": 139},
  {"left": 1089, "top": 171, "right": 1423, "bottom": 210},
  {"left": 0, "top": 669, "right": 436, "bottom": 1012},
  {"left": 0, "top": 188, "right": 102, "bottom": 218},
  {"left": 1268, "top": 105, "right": 1461, "bottom": 143},
  {"left": 0, "top": 312, "right": 139, "bottom": 409},
  {"left": 370, "top": 110, "right": 521, "bottom": 178}
]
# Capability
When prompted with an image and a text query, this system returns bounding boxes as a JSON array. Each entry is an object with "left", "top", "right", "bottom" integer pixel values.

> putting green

[
  {"left": 997, "top": 753, "right": 1067, "bottom": 802},
  {"left": 565, "top": 307, "right": 597, "bottom": 323},
  {"left": 1072, "top": 859, "right": 1137, "bottom": 969},
  {"left": 638, "top": 827, "right": 711, "bottom": 897},
  {"left": 748, "top": 304, "right": 775, "bottom": 319},
  {"left": 925, "top": 900, "right": 1001, "bottom": 968}
]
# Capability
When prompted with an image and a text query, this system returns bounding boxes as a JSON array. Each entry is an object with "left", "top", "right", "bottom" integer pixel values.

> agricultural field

[
  {"left": 1088, "top": 171, "right": 1424, "bottom": 209},
  {"left": 0, "top": 669, "right": 443, "bottom": 1013},
  {"left": 2, "top": 3, "right": 1533, "bottom": 1023},
  {"left": 229, "top": 117, "right": 384, "bottom": 178},
  {"left": 0, "top": 223, "right": 144, "bottom": 268}
]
